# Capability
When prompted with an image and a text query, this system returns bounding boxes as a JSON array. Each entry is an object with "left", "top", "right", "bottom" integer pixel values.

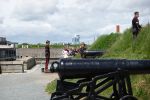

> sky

[{"left": 0, "top": 0, "right": 150, "bottom": 44}]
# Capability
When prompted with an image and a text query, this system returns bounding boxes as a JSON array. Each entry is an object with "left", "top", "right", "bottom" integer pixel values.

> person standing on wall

[{"left": 45, "top": 40, "right": 50, "bottom": 72}]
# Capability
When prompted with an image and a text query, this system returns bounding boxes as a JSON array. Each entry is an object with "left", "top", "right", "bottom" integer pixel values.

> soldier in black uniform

[
  {"left": 45, "top": 40, "right": 50, "bottom": 72},
  {"left": 132, "top": 11, "right": 142, "bottom": 39}
]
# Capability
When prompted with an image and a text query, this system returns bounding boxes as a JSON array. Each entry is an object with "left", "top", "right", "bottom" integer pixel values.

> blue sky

[{"left": 0, "top": 0, "right": 150, "bottom": 44}]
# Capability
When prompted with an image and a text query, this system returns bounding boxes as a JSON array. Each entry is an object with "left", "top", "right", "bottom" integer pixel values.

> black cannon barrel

[
  {"left": 83, "top": 50, "right": 105, "bottom": 57},
  {"left": 50, "top": 59, "right": 150, "bottom": 79}
]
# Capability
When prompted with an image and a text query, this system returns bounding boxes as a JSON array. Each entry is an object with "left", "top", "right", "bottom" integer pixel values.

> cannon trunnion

[{"left": 50, "top": 59, "right": 150, "bottom": 100}]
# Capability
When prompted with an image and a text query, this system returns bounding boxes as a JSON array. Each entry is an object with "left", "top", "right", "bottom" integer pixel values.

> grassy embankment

[
  {"left": 46, "top": 24, "right": 150, "bottom": 100},
  {"left": 91, "top": 24, "right": 150, "bottom": 99}
]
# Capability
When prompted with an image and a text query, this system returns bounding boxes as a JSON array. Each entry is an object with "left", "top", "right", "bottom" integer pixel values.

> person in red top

[
  {"left": 132, "top": 11, "right": 142, "bottom": 39},
  {"left": 45, "top": 40, "right": 50, "bottom": 72}
]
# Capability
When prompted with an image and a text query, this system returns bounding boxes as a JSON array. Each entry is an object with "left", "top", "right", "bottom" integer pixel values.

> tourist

[
  {"left": 78, "top": 42, "right": 86, "bottom": 58},
  {"left": 62, "top": 46, "right": 69, "bottom": 58}
]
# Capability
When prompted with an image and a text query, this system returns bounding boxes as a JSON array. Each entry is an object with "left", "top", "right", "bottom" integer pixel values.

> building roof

[
  {"left": 22, "top": 43, "right": 29, "bottom": 45},
  {"left": 0, "top": 45, "right": 14, "bottom": 49},
  {"left": 7, "top": 41, "right": 18, "bottom": 45}
]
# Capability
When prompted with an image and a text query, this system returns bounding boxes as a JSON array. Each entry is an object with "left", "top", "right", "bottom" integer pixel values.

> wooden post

[{"left": 22, "top": 63, "right": 24, "bottom": 73}]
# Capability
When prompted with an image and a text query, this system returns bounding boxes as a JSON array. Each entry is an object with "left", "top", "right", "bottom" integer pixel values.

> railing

[
  {"left": 0, "top": 56, "right": 17, "bottom": 61},
  {"left": 0, "top": 48, "right": 16, "bottom": 61}
]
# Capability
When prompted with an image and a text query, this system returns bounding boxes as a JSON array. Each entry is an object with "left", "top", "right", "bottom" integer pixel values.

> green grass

[
  {"left": 46, "top": 78, "right": 114, "bottom": 98},
  {"left": 45, "top": 79, "right": 57, "bottom": 94},
  {"left": 93, "top": 24, "right": 150, "bottom": 99},
  {"left": 89, "top": 33, "right": 120, "bottom": 50},
  {"left": 103, "top": 24, "right": 150, "bottom": 59},
  {"left": 131, "top": 75, "right": 150, "bottom": 100},
  {"left": 45, "top": 79, "right": 80, "bottom": 94}
]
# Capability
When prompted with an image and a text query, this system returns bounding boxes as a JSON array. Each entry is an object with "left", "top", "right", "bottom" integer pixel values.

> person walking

[{"left": 45, "top": 40, "right": 50, "bottom": 72}]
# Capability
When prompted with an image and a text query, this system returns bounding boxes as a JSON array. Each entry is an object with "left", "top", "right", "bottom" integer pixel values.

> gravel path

[{"left": 0, "top": 64, "right": 58, "bottom": 100}]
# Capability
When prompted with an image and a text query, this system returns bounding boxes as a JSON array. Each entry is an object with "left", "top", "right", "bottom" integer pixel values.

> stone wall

[
  {"left": 0, "top": 57, "right": 36, "bottom": 73},
  {"left": 16, "top": 48, "right": 63, "bottom": 58}
]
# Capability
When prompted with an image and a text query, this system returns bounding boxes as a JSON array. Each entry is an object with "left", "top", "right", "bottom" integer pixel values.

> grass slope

[
  {"left": 91, "top": 24, "right": 150, "bottom": 99},
  {"left": 103, "top": 24, "right": 150, "bottom": 59},
  {"left": 89, "top": 33, "right": 120, "bottom": 50}
]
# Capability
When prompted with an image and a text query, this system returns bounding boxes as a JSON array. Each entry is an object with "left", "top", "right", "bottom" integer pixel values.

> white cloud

[
  {"left": 0, "top": 0, "right": 149, "bottom": 44},
  {"left": 13, "top": 0, "right": 59, "bottom": 21}
]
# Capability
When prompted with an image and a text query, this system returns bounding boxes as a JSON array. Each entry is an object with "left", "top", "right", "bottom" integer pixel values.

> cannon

[
  {"left": 82, "top": 50, "right": 105, "bottom": 58},
  {"left": 50, "top": 59, "right": 150, "bottom": 100}
]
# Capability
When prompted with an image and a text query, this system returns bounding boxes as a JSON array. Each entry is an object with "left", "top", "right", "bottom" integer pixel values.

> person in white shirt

[{"left": 62, "top": 47, "right": 69, "bottom": 58}]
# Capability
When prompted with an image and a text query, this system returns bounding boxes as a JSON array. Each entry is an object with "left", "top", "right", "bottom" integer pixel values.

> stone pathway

[{"left": 0, "top": 64, "right": 58, "bottom": 100}]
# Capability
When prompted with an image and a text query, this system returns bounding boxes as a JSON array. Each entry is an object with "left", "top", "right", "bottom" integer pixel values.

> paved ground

[{"left": 0, "top": 64, "right": 58, "bottom": 100}]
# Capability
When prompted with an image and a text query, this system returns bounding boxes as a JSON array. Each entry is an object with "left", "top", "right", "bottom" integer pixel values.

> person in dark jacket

[
  {"left": 132, "top": 11, "right": 142, "bottom": 39},
  {"left": 45, "top": 40, "right": 50, "bottom": 72},
  {"left": 78, "top": 42, "right": 87, "bottom": 58}
]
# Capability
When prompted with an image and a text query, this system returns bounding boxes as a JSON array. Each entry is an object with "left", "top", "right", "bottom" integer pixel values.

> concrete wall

[
  {"left": 16, "top": 48, "right": 63, "bottom": 58},
  {"left": 0, "top": 61, "right": 24, "bottom": 73},
  {"left": 0, "top": 57, "right": 36, "bottom": 73},
  {"left": 18, "top": 57, "right": 36, "bottom": 70}
]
